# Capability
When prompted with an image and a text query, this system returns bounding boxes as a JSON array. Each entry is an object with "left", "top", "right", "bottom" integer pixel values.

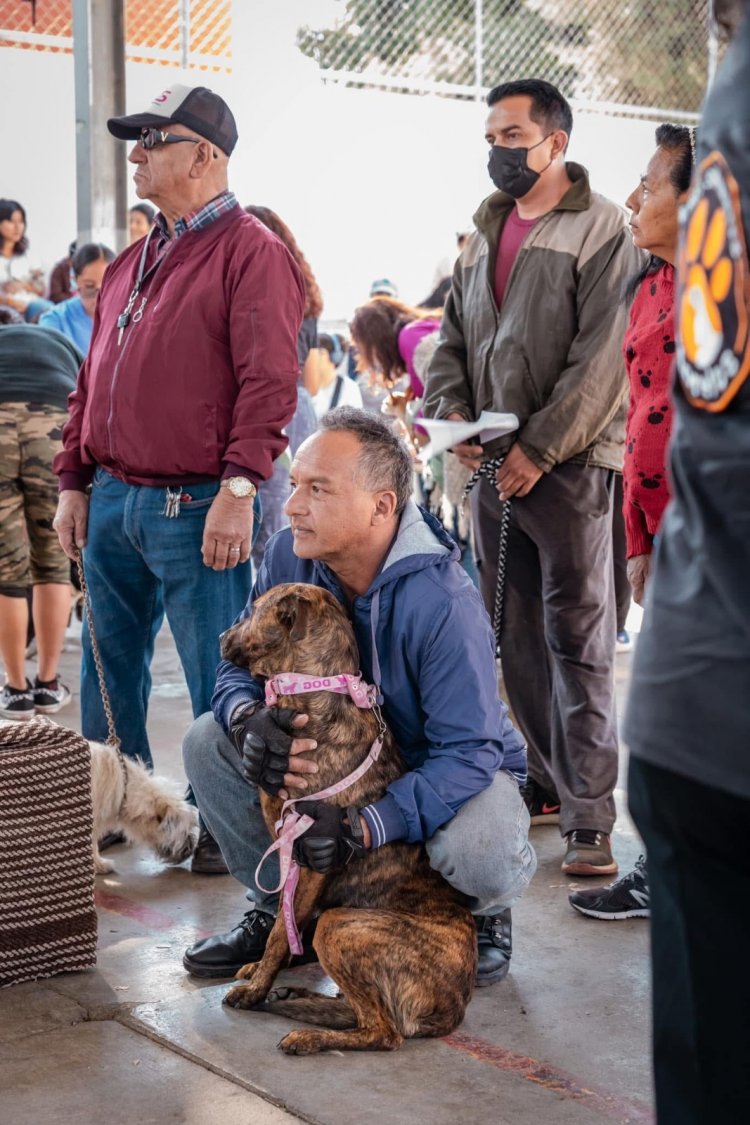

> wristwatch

[
  {"left": 229, "top": 699, "right": 263, "bottom": 746},
  {"left": 221, "top": 476, "right": 257, "bottom": 500}
]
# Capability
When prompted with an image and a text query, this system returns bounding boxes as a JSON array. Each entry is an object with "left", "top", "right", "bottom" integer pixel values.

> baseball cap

[
  {"left": 369, "top": 278, "right": 398, "bottom": 298},
  {"left": 107, "top": 84, "right": 238, "bottom": 156}
]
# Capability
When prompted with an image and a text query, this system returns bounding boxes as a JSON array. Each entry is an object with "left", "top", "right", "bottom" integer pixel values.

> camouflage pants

[{"left": 0, "top": 402, "right": 70, "bottom": 595}]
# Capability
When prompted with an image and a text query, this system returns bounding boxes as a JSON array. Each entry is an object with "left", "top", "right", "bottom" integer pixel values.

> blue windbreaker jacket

[{"left": 211, "top": 501, "right": 527, "bottom": 846}]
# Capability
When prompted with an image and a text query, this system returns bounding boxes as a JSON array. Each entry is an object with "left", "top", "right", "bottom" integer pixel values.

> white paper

[{"left": 418, "top": 411, "right": 519, "bottom": 461}]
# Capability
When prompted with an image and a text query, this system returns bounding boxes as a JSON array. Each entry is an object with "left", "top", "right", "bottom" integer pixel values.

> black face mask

[{"left": 488, "top": 134, "right": 553, "bottom": 198}]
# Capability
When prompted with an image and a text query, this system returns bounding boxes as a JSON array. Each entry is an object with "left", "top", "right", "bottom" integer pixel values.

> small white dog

[{"left": 90, "top": 741, "right": 199, "bottom": 874}]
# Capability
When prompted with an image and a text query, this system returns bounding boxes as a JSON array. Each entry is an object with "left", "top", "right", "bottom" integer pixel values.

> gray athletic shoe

[
  {"left": 562, "top": 829, "right": 618, "bottom": 876},
  {"left": 569, "top": 855, "right": 650, "bottom": 919}
]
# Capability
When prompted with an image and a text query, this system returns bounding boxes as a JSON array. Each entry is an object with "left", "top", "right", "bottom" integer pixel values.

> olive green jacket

[{"left": 423, "top": 163, "right": 643, "bottom": 471}]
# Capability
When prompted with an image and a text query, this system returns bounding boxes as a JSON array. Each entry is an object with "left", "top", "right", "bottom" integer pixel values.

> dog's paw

[
  {"left": 233, "top": 961, "right": 261, "bottom": 982},
  {"left": 223, "top": 983, "right": 268, "bottom": 1010},
  {"left": 267, "top": 986, "right": 318, "bottom": 1002},
  {"left": 278, "top": 1029, "right": 327, "bottom": 1055}
]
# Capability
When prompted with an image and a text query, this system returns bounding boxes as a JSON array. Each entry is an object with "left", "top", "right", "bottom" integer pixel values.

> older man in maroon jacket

[{"left": 53, "top": 84, "right": 304, "bottom": 870}]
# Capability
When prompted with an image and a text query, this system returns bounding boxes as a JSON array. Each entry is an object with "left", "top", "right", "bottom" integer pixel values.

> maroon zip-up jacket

[{"left": 54, "top": 205, "right": 304, "bottom": 491}]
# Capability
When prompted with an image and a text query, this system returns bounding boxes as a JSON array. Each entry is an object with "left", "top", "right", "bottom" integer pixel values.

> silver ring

[{"left": 229, "top": 546, "right": 240, "bottom": 553}]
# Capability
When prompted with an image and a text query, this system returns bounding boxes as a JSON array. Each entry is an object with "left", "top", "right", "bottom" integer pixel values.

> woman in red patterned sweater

[
  {"left": 622, "top": 124, "right": 695, "bottom": 606},
  {"left": 567, "top": 123, "right": 698, "bottom": 926}
]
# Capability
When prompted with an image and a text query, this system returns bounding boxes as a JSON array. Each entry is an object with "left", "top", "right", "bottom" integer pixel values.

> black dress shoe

[
  {"left": 183, "top": 910, "right": 320, "bottom": 978},
  {"left": 475, "top": 908, "right": 512, "bottom": 987},
  {"left": 191, "top": 828, "right": 229, "bottom": 875},
  {"left": 183, "top": 909, "right": 275, "bottom": 977}
]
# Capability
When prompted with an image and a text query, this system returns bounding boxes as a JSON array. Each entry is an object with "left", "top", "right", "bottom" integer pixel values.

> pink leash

[{"left": 254, "top": 672, "right": 385, "bottom": 955}]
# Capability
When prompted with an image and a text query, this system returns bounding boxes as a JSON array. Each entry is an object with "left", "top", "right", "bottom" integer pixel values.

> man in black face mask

[{"left": 424, "top": 79, "right": 642, "bottom": 879}]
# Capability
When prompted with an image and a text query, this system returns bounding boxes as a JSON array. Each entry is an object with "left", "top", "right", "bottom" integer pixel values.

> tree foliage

[
  {"left": 551, "top": 0, "right": 710, "bottom": 111},
  {"left": 297, "top": 0, "right": 577, "bottom": 94},
  {"left": 297, "top": 0, "right": 711, "bottom": 112}
]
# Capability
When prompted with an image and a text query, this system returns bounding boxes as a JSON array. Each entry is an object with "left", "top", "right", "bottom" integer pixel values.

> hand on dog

[
  {"left": 231, "top": 705, "right": 318, "bottom": 798},
  {"left": 293, "top": 802, "right": 368, "bottom": 873}
]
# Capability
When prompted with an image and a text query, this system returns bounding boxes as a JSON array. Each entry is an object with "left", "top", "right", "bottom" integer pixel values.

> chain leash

[
  {"left": 75, "top": 550, "right": 129, "bottom": 805},
  {"left": 462, "top": 457, "right": 510, "bottom": 657}
]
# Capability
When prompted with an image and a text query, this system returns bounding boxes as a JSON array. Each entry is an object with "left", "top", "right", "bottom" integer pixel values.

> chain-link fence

[
  {"left": 0, "top": 0, "right": 232, "bottom": 71},
  {"left": 296, "top": 0, "right": 720, "bottom": 120}
]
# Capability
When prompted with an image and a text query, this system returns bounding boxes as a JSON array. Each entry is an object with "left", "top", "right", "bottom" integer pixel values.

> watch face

[{"left": 226, "top": 477, "right": 255, "bottom": 497}]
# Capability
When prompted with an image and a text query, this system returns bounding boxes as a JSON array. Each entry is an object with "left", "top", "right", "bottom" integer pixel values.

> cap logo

[{"left": 154, "top": 90, "right": 171, "bottom": 104}]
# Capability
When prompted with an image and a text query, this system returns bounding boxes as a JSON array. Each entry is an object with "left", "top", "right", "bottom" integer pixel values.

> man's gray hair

[{"left": 319, "top": 407, "right": 413, "bottom": 514}]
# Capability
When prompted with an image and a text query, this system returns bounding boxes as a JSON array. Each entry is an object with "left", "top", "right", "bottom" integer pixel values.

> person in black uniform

[{"left": 625, "top": 3, "right": 750, "bottom": 1122}]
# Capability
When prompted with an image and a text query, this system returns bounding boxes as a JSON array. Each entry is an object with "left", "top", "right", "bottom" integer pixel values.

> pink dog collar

[{"left": 265, "top": 671, "right": 377, "bottom": 710}]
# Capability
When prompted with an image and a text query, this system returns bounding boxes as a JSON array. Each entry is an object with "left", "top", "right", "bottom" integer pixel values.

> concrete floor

[{"left": 1, "top": 611, "right": 652, "bottom": 1125}]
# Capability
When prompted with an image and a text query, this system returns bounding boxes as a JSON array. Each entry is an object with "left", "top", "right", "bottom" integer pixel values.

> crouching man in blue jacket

[{"left": 182, "top": 407, "right": 536, "bottom": 986}]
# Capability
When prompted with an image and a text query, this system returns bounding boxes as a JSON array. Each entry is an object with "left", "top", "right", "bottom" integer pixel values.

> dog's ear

[
  {"left": 153, "top": 797, "right": 171, "bottom": 824},
  {"left": 276, "top": 592, "right": 312, "bottom": 643},
  {"left": 220, "top": 622, "right": 246, "bottom": 666}
]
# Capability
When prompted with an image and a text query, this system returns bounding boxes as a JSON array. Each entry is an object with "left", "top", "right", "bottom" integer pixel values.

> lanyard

[{"left": 115, "top": 224, "right": 175, "bottom": 346}]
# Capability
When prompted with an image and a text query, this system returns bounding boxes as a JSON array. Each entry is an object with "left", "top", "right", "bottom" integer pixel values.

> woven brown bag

[{"left": 0, "top": 716, "right": 97, "bottom": 987}]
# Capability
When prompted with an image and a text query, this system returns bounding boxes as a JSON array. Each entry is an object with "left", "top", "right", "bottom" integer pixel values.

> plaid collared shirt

[{"left": 153, "top": 190, "right": 238, "bottom": 244}]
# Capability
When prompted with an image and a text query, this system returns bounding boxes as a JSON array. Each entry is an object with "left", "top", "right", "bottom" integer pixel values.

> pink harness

[{"left": 255, "top": 671, "right": 385, "bottom": 954}]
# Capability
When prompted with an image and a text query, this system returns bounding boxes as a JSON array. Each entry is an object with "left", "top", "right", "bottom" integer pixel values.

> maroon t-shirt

[{"left": 494, "top": 208, "right": 539, "bottom": 308}]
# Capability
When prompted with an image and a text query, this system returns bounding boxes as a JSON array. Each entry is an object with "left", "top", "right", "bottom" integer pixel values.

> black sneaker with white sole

[
  {"left": 568, "top": 855, "right": 650, "bottom": 920},
  {"left": 520, "top": 777, "right": 561, "bottom": 826},
  {"left": 0, "top": 680, "right": 35, "bottom": 721},
  {"left": 33, "top": 676, "right": 72, "bottom": 714}
]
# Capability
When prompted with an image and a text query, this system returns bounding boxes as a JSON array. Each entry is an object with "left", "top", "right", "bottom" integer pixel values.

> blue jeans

[
  {"left": 183, "top": 712, "right": 537, "bottom": 916},
  {"left": 81, "top": 468, "right": 258, "bottom": 769}
]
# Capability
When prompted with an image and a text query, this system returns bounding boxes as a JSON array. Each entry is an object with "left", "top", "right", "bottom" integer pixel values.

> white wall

[{"left": 1, "top": 3, "right": 660, "bottom": 321}]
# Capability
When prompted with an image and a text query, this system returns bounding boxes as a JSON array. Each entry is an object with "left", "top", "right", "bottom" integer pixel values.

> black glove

[
  {"left": 229, "top": 704, "right": 296, "bottom": 795},
  {"left": 292, "top": 801, "right": 366, "bottom": 873}
]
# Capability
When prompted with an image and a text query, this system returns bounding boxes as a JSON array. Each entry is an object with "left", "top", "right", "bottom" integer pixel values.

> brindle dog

[{"left": 221, "top": 582, "right": 477, "bottom": 1055}]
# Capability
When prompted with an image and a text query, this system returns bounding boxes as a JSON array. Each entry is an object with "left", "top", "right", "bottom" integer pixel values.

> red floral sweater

[{"left": 622, "top": 263, "right": 676, "bottom": 557}]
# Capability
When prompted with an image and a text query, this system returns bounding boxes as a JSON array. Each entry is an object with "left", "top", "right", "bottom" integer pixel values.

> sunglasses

[
  {"left": 138, "top": 128, "right": 201, "bottom": 151},
  {"left": 78, "top": 282, "right": 101, "bottom": 298}
]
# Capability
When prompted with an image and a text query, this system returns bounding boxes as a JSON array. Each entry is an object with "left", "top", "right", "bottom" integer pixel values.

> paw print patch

[
  {"left": 677, "top": 151, "right": 750, "bottom": 412},
  {"left": 647, "top": 404, "right": 669, "bottom": 425}
]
